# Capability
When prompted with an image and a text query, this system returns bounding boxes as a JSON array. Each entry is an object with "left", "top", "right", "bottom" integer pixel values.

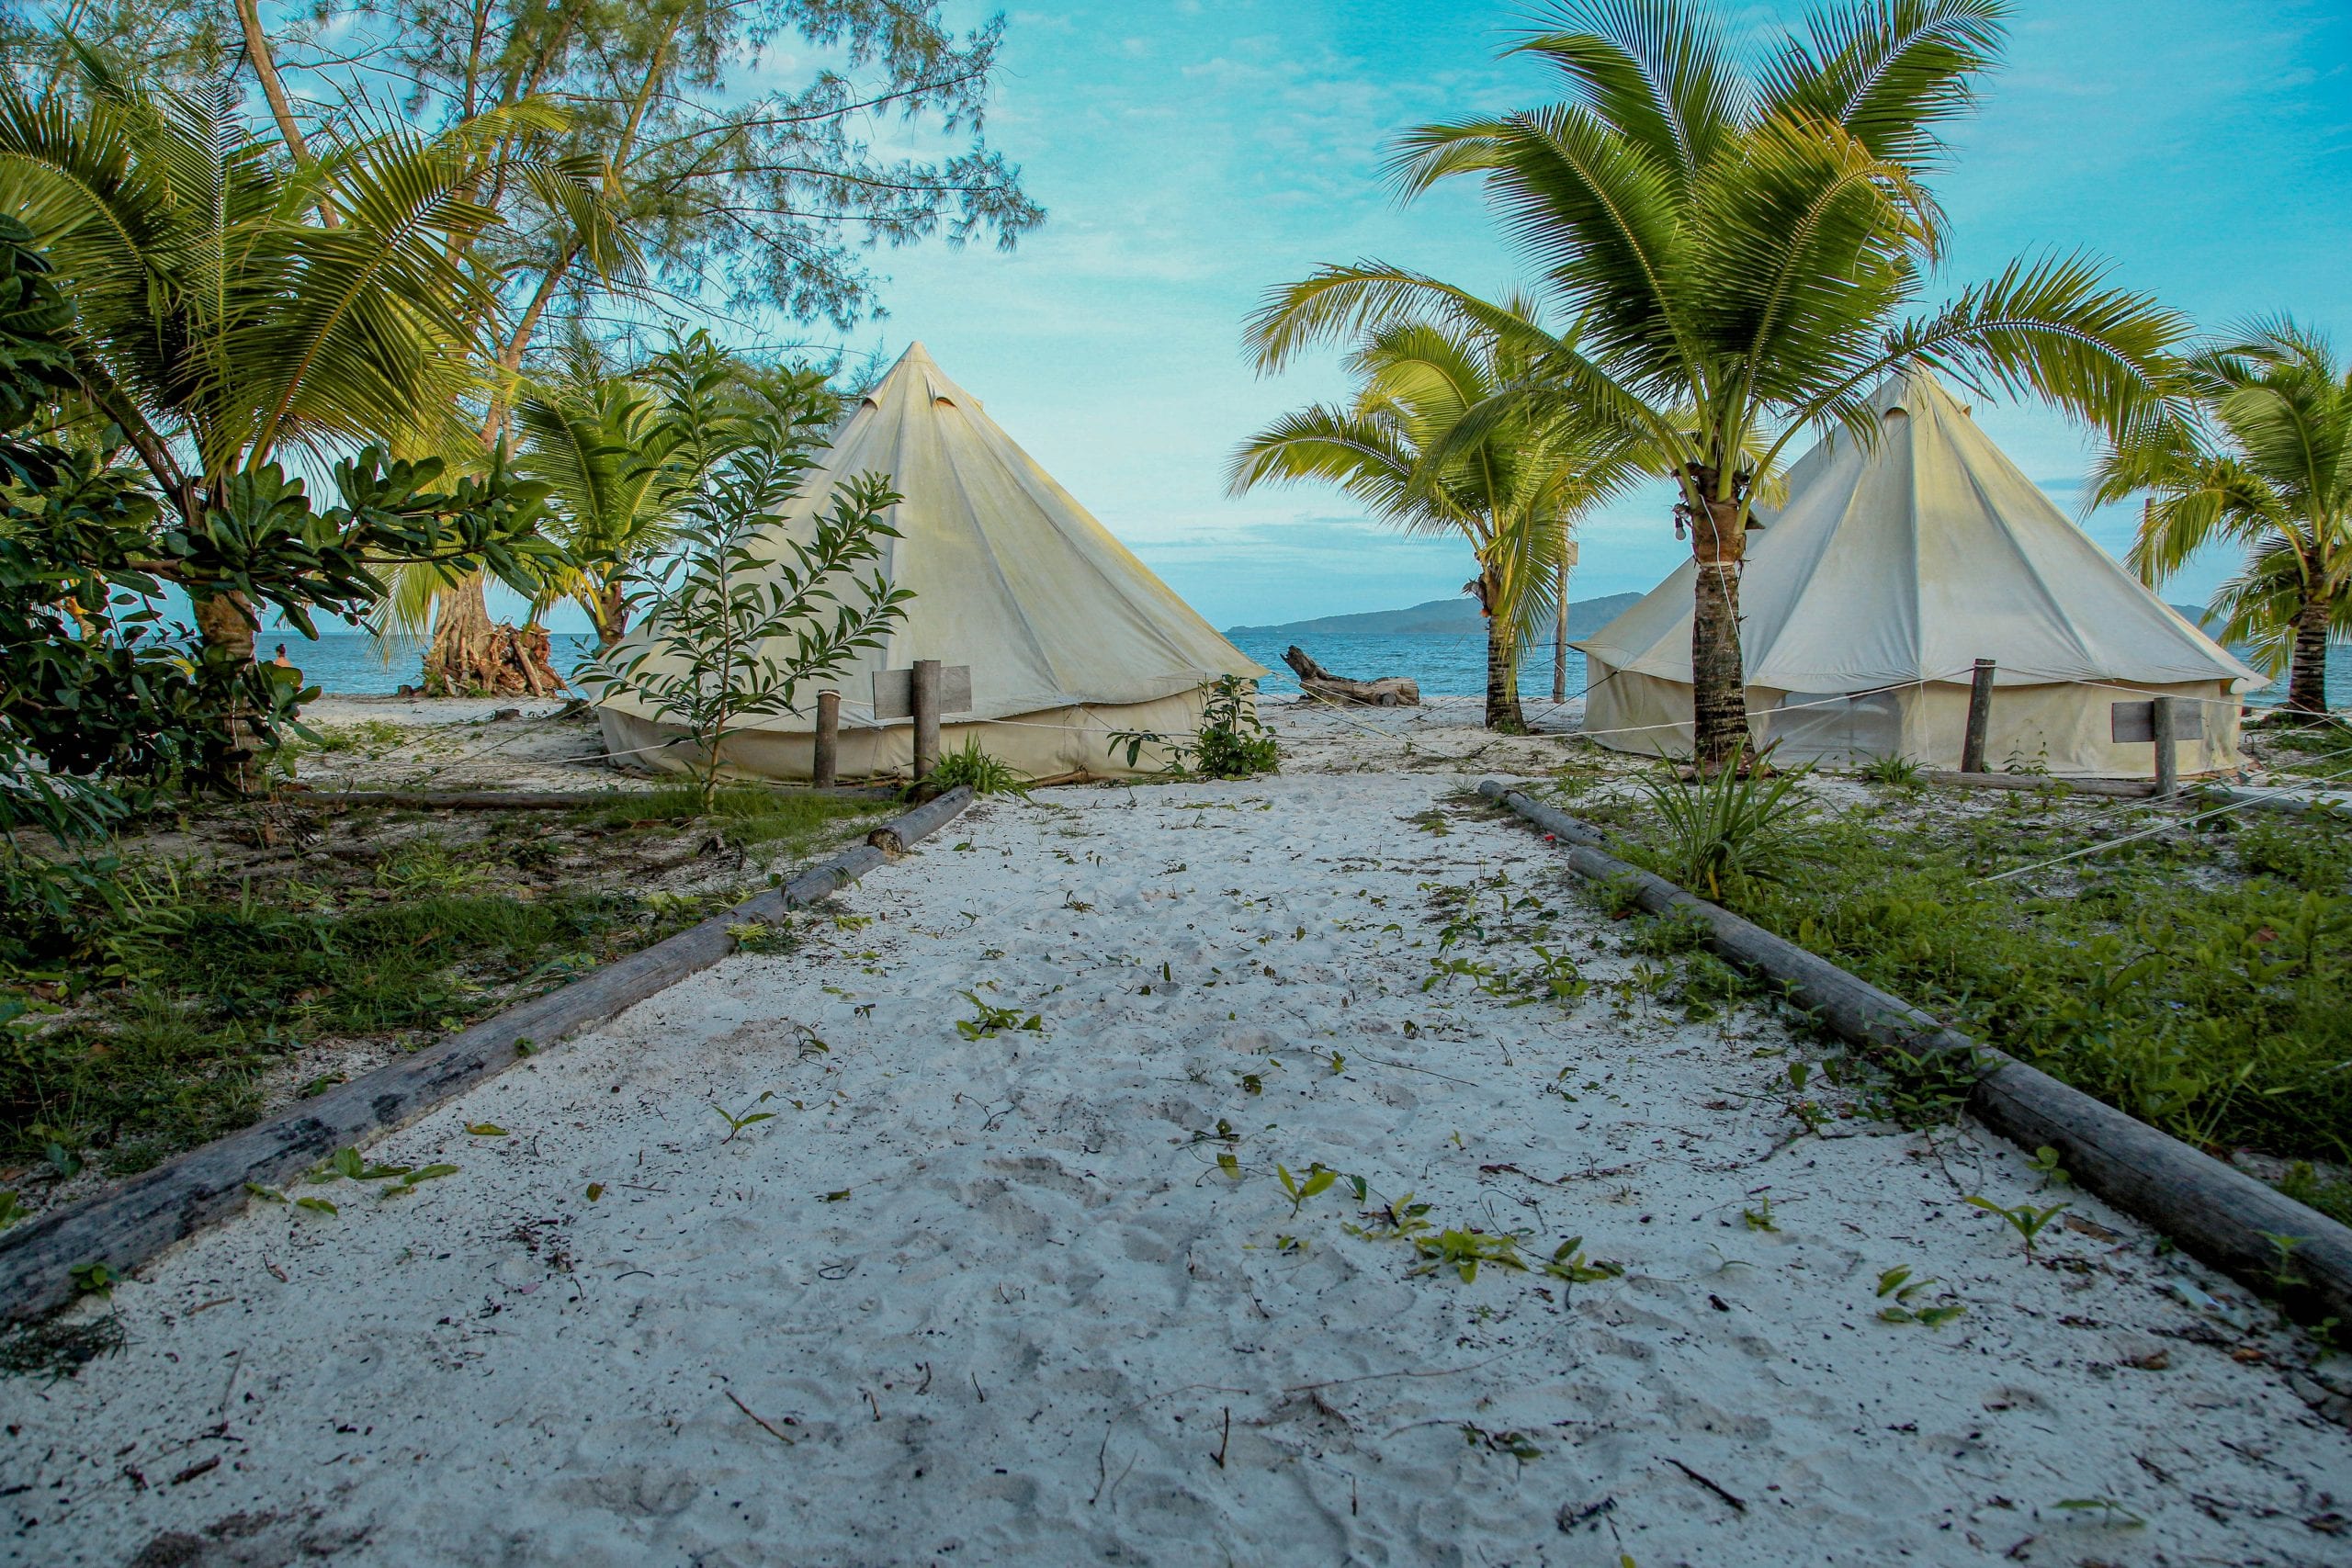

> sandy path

[{"left": 6, "top": 754, "right": 2349, "bottom": 1566}]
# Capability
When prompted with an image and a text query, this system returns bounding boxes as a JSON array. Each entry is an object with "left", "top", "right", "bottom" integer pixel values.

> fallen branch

[{"left": 1920, "top": 772, "right": 2154, "bottom": 799}]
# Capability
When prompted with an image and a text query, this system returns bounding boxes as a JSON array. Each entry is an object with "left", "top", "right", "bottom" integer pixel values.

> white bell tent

[
  {"left": 594, "top": 344, "right": 1264, "bottom": 783},
  {"left": 1577, "top": 368, "right": 2257, "bottom": 775}
]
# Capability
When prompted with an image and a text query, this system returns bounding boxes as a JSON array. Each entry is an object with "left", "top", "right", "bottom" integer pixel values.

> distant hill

[
  {"left": 1227, "top": 592, "right": 1645, "bottom": 641},
  {"left": 2169, "top": 602, "right": 2220, "bottom": 631}
]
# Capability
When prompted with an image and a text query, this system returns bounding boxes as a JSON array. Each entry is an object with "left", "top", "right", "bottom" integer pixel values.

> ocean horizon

[{"left": 288, "top": 630, "right": 2336, "bottom": 711}]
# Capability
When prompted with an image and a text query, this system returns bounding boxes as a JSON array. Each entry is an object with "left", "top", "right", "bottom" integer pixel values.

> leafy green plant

[
  {"left": 1858, "top": 754, "right": 1923, "bottom": 787},
  {"left": 1106, "top": 676, "right": 1279, "bottom": 779},
  {"left": 956, "top": 990, "right": 1042, "bottom": 1040},
  {"left": 1874, "top": 1265, "right": 1965, "bottom": 1327},
  {"left": 921, "top": 737, "right": 1029, "bottom": 797},
  {"left": 1740, "top": 1199, "right": 1779, "bottom": 1233},
  {"left": 1964, "top": 1195, "right": 2070, "bottom": 1258},
  {"left": 1636, "top": 748, "right": 1822, "bottom": 902},
  {"left": 574, "top": 337, "right": 910, "bottom": 812},
  {"left": 68, "top": 1259, "right": 117, "bottom": 1297}
]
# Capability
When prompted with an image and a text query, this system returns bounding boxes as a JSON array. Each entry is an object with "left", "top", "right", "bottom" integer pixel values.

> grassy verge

[
  {"left": 1, "top": 786, "right": 893, "bottom": 1216},
  {"left": 1556, "top": 767, "right": 2352, "bottom": 1223}
]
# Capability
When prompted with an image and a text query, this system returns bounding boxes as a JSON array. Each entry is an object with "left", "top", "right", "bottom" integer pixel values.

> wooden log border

[
  {"left": 1476, "top": 779, "right": 2352, "bottom": 1326},
  {"left": 282, "top": 784, "right": 899, "bottom": 811},
  {"left": 0, "top": 786, "right": 976, "bottom": 1323},
  {"left": 1920, "top": 771, "right": 2154, "bottom": 799}
]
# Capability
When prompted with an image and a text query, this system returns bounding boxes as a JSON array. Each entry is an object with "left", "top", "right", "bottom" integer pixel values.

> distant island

[{"left": 1227, "top": 592, "right": 1645, "bottom": 641}]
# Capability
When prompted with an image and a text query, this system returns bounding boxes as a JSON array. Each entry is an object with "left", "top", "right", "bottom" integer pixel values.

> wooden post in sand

[
  {"left": 1962, "top": 659, "right": 1996, "bottom": 774},
  {"left": 911, "top": 659, "right": 943, "bottom": 780},
  {"left": 2151, "top": 694, "right": 2179, "bottom": 799},
  {"left": 812, "top": 690, "right": 841, "bottom": 788}
]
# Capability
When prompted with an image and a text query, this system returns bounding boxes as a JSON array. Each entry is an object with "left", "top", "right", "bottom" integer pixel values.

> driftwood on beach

[
  {"left": 1283, "top": 646, "right": 1420, "bottom": 707},
  {"left": 1476, "top": 779, "right": 2352, "bottom": 1329}
]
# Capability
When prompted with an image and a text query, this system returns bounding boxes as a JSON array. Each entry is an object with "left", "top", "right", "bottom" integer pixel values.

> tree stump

[{"left": 1283, "top": 646, "right": 1419, "bottom": 707}]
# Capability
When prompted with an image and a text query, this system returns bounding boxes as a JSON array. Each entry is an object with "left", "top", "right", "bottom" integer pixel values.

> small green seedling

[
  {"left": 1215, "top": 1151, "right": 1242, "bottom": 1181},
  {"left": 1345, "top": 1193, "right": 1433, "bottom": 1242},
  {"left": 2026, "top": 1145, "right": 2071, "bottom": 1186},
  {"left": 1409, "top": 1227, "right": 1527, "bottom": 1282},
  {"left": 956, "top": 991, "right": 1043, "bottom": 1040},
  {"left": 1964, "top": 1195, "right": 2069, "bottom": 1258},
  {"left": 313, "top": 1146, "right": 411, "bottom": 1183},
  {"left": 68, "top": 1260, "right": 117, "bottom": 1297},
  {"left": 296, "top": 1196, "right": 339, "bottom": 1215},
  {"left": 379, "top": 1164, "right": 459, "bottom": 1198},
  {"left": 1874, "top": 1265, "right": 1965, "bottom": 1327},
  {"left": 729, "top": 920, "right": 797, "bottom": 955},
  {"left": 1461, "top": 1423, "right": 1542, "bottom": 1462},
  {"left": 1541, "top": 1237, "right": 1624, "bottom": 1287},
  {"left": 2052, "top": 1496, "right": 2146, "bottom": 1528},
  {"left": 1741, "top": 1199, "right": 1779, "bottom": 1233},
  {"left": 712, "top": 1092, "right": 777, "bottom": 1144},
  {"left": 243, "top": 1182, "right": 287, "bottom": 1204},
  {"left": 2261, "top": 1232, "right": 2310, "bottom": 1292},
  {"left": 1275, "top": 1162, "right": 1337, "bottom": 1217}
]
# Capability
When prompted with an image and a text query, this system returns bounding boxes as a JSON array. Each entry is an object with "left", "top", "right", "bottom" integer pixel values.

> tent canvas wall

[
  {"left": 593, "top": 344, "right": 1265, "bottom": 782},
  {"left": 1577, "top": 368, "right": 2257, "bottom": 776}
]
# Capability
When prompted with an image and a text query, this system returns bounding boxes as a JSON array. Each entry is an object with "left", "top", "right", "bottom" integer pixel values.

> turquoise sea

[{"left": 286, "top": 629, "right": 2342, "bottom": 709}]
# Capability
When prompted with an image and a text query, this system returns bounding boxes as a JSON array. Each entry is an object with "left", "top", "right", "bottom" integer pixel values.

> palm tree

[
  {"left": 1259, "top": 0, "right": 2188, "bottom": 769},
  {"left": 2095, "top": 319, "right": 2350, "bottom": 716},
  {"left": 514, "top": 373, "right": 684, "bottom": 650},
  {"left": 0, "top": 51, "right": 584, "bottom": 664},
  {"left": 1231, "top": 300, "right": 1644, "bottom": 730}
]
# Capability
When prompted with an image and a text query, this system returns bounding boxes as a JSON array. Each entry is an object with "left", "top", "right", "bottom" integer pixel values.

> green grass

[
  {"left": 1594, "top": 785, "right": 2352, "bottom": 1169},
  {"left": 573, "top": 784, "right": 888, "bottom": 850},
  {"left": 4, "top": 880, "right": 683, "bottom": 1179}
]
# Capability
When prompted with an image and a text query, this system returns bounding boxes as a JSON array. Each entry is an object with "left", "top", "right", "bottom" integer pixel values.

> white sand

[{"left": 7, "top": 707, "right": 2350, "bottom": 1566}]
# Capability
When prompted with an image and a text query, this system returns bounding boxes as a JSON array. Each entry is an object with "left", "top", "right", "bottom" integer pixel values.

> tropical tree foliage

[
  {"left": 0, "top": 51, "right": 567, "bottom": 661},
  {"left": 1262, "top": 0, "right": 2188, "bottom": 768},
  {"left": 2094, "top": 318, "right": 2351, "bottom": 716},
  {"left": 573, "top": 334, "right": 908, "bottom": 807},
  {"left": 1234, "top": 297, "right": 1645, "bottom": 729}
]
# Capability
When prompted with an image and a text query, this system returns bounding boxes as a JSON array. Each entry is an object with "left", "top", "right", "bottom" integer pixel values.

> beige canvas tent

[
  {"left": 594, "top": 344, "right": 1265, "bottom": 782},
  {"left": 1578, "top": 367, "right": 2257, "bottom": 776}
]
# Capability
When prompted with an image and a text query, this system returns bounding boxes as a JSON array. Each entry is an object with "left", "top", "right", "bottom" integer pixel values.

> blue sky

[{"left": 450, "top": 1, "right": 2352, "bottom": 637}]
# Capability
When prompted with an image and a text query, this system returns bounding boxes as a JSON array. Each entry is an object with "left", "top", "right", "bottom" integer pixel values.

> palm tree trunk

[
  {"left": 2287, "top": 595, "right": 2332, "bottom": 715},
  {"left": 1690, "top": 495, "right": 1749, "bottom": 771},
  {"left": 422, "top": 580, "right": 497, "bottom": 694},
  {"left": 1484, "top": 579, "right": 1525, "bottom": 733},
  {"left": 192, "top": 589, "right": 260, "bottom": 791},
  {"left": 595, "top": 578, "right": 629, "bottom": 651}
]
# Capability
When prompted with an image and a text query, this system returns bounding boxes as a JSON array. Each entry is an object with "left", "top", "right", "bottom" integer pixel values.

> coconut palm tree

[
  {"left": 1231, "top": 300, "right": 1645, "bottom": 730},
  {"left": 2094, "top": 319, "right": 2350, "bottom": 716},
  {"left": 0, "top": 49, "right": 587, "bottom": 664},
  {"left": 1257, "top": 0, "right": 2188, "bottom": 769}
]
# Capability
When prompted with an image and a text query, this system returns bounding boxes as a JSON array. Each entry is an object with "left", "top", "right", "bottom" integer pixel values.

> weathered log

[
  {"left": 1283, "top": 646, "right": 1420, "bottom": 707},
  {"left": 281, "top": 785, "right": 897, "bottom": 811},
  {"left": 0, "top": 787, "right": 976, "bottom": 1323},
  {"left": 1476, "top": 778, "right": 2352, "bottom": 1327},
  {"left": 1920, "top": 771, "right": 2155, "bottom": 798}
]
